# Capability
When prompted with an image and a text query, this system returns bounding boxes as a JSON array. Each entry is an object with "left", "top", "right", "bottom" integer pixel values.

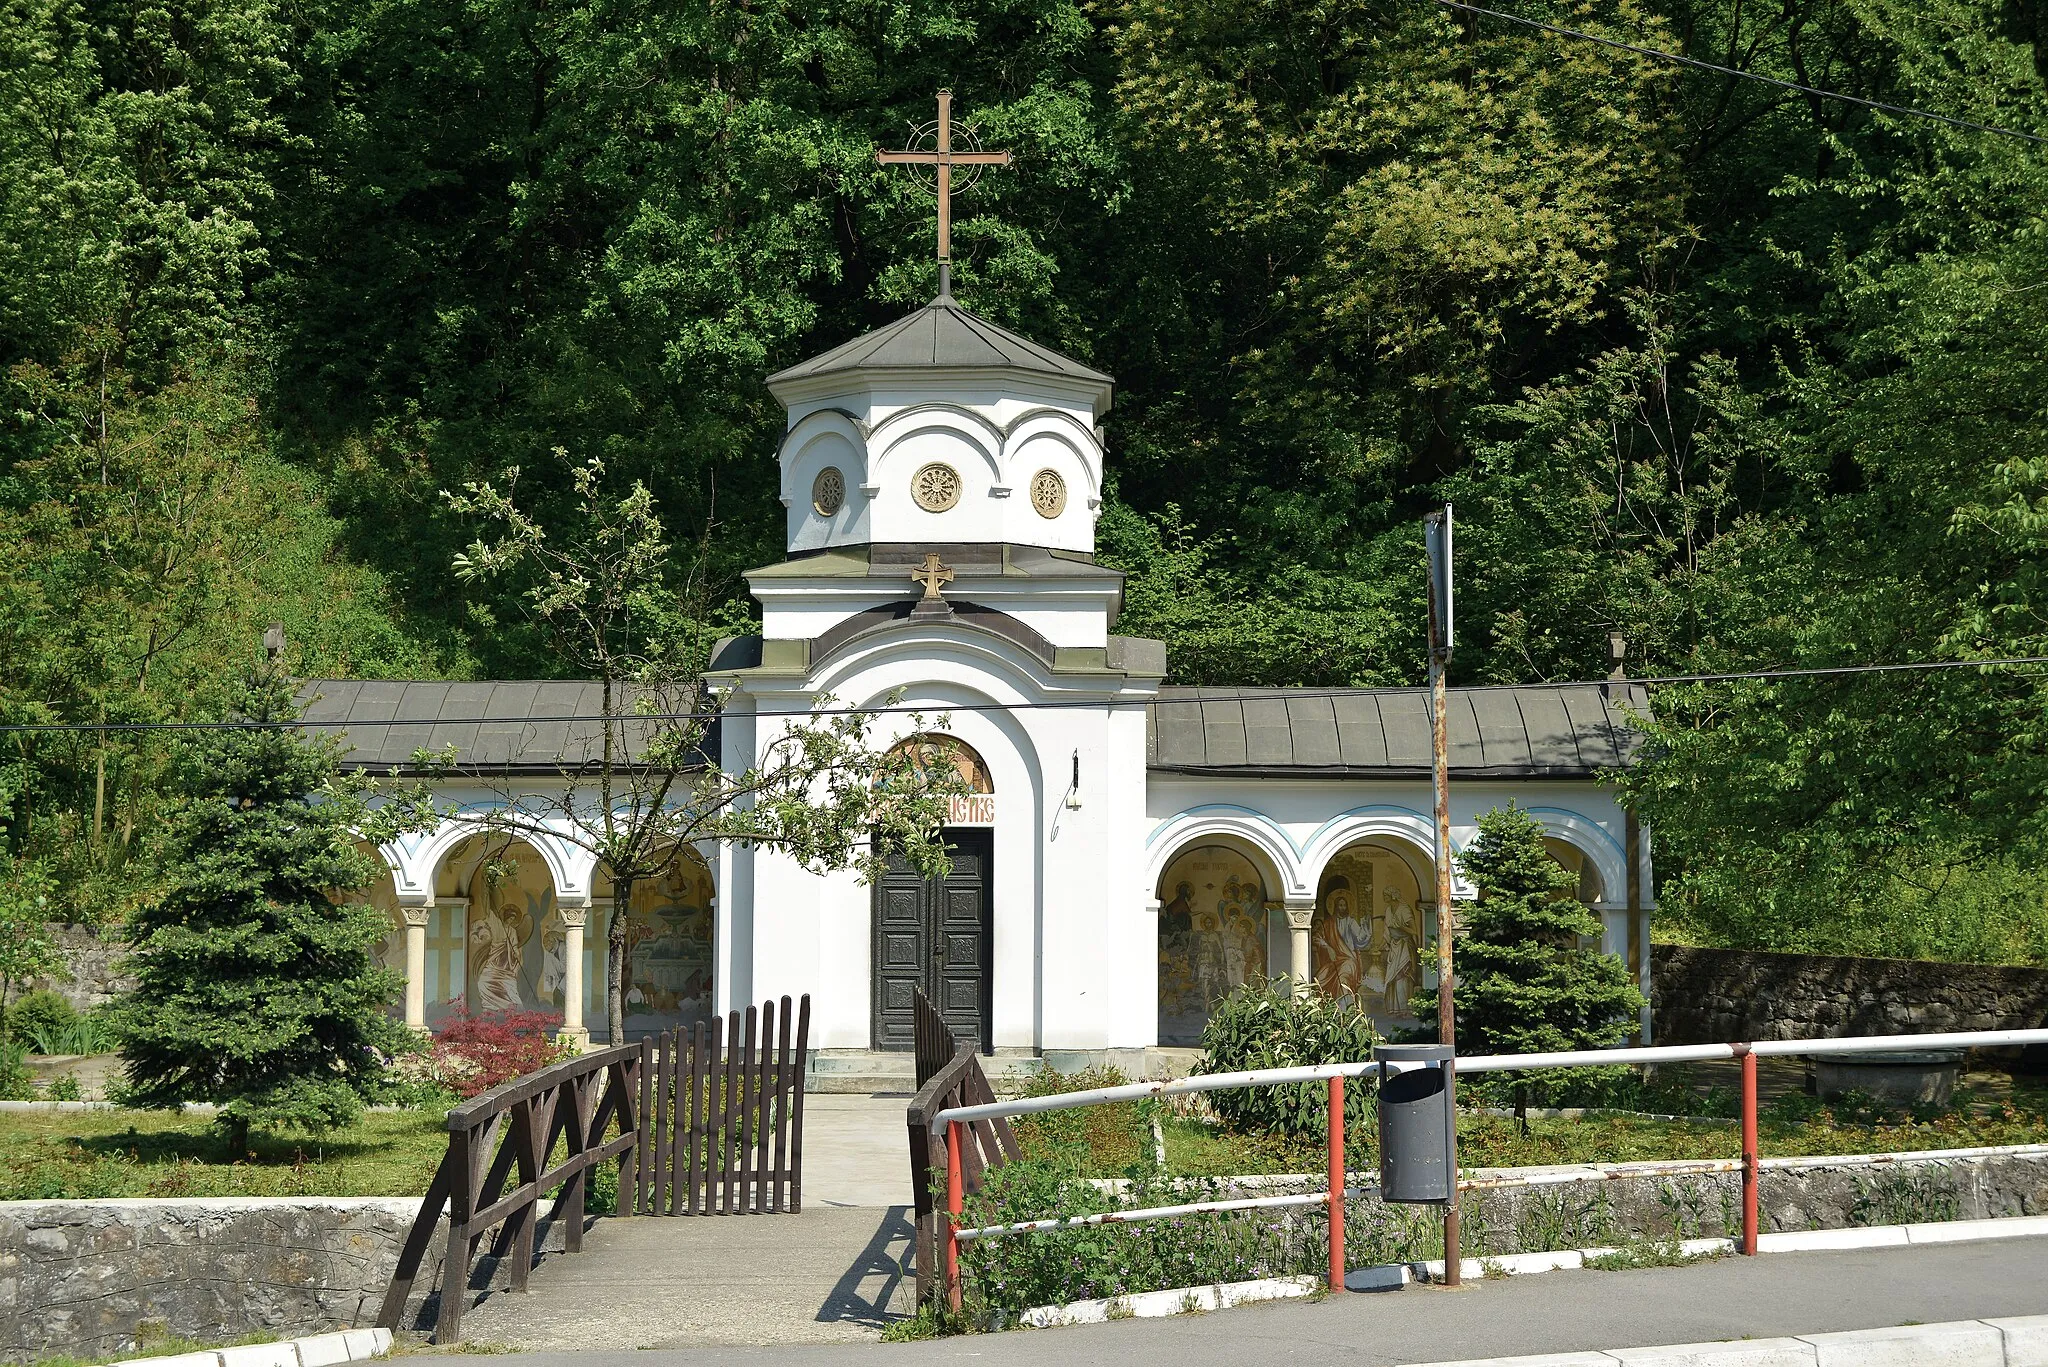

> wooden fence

[
  {"left": 904, "top": 991, "right": 1017, "bottom": 1306},
  {"left": 378, "top": 995, "right": 810, "bottom": 1345},
  {"left": 631, "top": 995, "right": 811, "bottom": 1215}
]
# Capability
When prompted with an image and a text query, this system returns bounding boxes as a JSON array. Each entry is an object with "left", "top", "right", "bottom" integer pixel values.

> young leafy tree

[
  {"left": 1413, "top": 805, "right": 1644, "bottom": 1057},
  {"left": 113, "top": 665, "right": 439, "bottom": 1153},
  {"left": 443, "top": 453, "right": 965, "bottom": 1044}
]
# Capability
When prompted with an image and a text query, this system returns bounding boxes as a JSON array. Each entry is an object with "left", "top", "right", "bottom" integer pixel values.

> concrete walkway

[
  {"left": 468, "top": 1235, "right": 2048, "bottom": 1364},
  {"left": 458, "top": 1096, "right": 917, "bottom": 1351}
]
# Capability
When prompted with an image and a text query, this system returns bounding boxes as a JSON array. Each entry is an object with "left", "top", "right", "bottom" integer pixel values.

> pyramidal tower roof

[{"left": 766, "top": 294, "right": 1110, "bottom": 391}]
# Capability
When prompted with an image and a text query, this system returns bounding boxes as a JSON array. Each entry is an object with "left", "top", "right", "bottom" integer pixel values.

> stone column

[
  {"left": 1285, "top": 899, "right": 1317, "bottom": 993},
  {"left": 558, "top": 904, "right": 590, "bottom": 1051},
  {"left": 402, "top": 904, "right": 431, "bottom": 1033}
]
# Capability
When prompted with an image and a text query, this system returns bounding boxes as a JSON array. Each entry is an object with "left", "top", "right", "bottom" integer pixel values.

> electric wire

[
  {"left": 1434, "top": 0, "right": 2048, "bottom": 147},
  {"left": 7, "top": 653, "right": 2048, "bottom": 734}
]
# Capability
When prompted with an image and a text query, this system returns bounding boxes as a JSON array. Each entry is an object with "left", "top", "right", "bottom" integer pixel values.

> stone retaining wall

[
  {"left": 0, "top": 1196, "right": 568, "bottom": 1364},
  {"left": 1649, "top": 944, "right": 2048, "bottom": 1046},
  {"left": 29, "top": 922, "right": 133, "bottom": 1011},
  {"left": 1456, "top": 1149, "right": 2048, "bottom": 1256}
]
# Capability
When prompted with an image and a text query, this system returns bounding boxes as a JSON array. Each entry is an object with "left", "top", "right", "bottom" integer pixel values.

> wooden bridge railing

[
  {"left": 377, "top": 993, "right": 811, "bottom": 1345},
  {"left": 377, "top": 1040, "right": 643, "bottom": 1344},
  {"left": 905, "top": 992, "right": 1017, "bottom": 1306}
]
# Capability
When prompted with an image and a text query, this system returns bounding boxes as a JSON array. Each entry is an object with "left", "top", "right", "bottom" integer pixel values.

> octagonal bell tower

[{"left": 765, "top": 295, "right": 1112, "bottom": 556}]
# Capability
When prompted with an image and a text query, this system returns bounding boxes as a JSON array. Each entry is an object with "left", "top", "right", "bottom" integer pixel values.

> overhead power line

[
  {"left": 1435, "top": 0, "right": 2048, "bottom": 147},
  {"left": 4, "top": 653, "right": 2048, "bottom": 734}
]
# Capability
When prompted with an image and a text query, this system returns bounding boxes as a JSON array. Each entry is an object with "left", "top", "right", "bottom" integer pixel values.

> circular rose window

[
  {"left": 911, "top": 462, "right": 962, "bottom": 512},
  {"left": 811, "top": 466, "right": 845, "bottom": 516},
  {"left": 1030, "top": 468, "right": 1067, "bottom": 519}
]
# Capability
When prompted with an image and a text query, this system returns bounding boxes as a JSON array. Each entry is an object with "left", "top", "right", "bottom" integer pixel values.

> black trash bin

[{"left": 1377, "top": 1043, "right": 1454, "bottom": 1203}]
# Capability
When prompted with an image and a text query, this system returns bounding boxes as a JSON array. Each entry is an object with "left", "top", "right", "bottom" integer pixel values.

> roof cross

[
  {"left": 910, "top": 552, "right": 955, "bottom": 602},
  {"left": 877, "top": 89, "right": 1012, "bottom": 299}
]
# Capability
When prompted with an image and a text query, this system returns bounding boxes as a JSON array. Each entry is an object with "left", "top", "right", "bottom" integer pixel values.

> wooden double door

[{"left": 872, "top": 830, "right": 992, "bottom": 1052}]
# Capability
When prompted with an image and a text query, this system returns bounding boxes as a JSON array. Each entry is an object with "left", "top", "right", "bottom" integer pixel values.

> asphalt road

[{"left": 475, "top": 1236, "right": 2048, "bottom": 1367}]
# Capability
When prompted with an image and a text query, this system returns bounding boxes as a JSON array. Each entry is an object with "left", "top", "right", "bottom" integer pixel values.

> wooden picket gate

[
  {"left": 631, "top": 994, "right": 811, "bottom": 1215},
  {"left": 380, "top": 994, "right": 811, "bottom": 1345}
]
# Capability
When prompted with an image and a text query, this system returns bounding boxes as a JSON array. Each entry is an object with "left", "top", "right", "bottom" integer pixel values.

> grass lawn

[
  {"left": 0, "top": 1108, "right": 449, "bottom": 1200},
  {"left": 1029, "top": 1072, "right": 2048, "bottom": 1179}
]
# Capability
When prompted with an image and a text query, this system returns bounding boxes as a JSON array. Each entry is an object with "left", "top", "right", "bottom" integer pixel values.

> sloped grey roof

[
  {"left": 297, "top": 679, "right": 705, "bottom": 774},
  {"left": 1146, "top": 684, "right": 1648, "bottom": 778},
  {"left": 766, "top": 298, "right": 1111, "bottom": 387}
]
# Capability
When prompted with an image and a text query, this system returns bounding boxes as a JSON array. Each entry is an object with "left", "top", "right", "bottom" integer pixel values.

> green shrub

[
  {"left": 1197, "top": 977, "right": 1377, "bottom": 1139},
  {"left": 44, "top": 1074, "right": 82, "bottom": 1101},
  {"left": 0, "top": 1040, "right": 31, "bottom": 1100},
  {"left": 7, "top": 991, "right": 77, "bottom": 1049},
  {"left": 1010, "top": 1064, "right": 1153, "bottom": 1172}
]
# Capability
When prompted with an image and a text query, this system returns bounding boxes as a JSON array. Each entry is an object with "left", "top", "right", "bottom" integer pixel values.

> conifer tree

[
  {"left": 114, "top": 666, "right": 422, "bottom": 1152},
  {"left": 1413, "top": 805, "right": 1644, "bottom": 1056}
]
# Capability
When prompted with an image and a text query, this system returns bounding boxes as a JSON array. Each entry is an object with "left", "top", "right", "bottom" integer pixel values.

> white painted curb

[
  {"left": 1397, "top": 1314, "right": 2048, "bottom": 1366},
  {"left": 1009, "top": 1215, "right": 2048, "bottom": 1334},
  {"left": 1015, "top": 1275, "right": 1319, "bottom": 1327},
  {"left": 104, "top": 1327, "right": 391, "bottom": 1367}
]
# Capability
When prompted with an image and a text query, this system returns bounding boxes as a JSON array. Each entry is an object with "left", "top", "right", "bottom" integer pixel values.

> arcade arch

[
  {"left": 594, "top": 850, "right": 717, "bottom": 1039},
  {"left": 1154, "top": 838, "right": 1282, "bottom": 1046},
  {"left": 1309, "top": 837, "right": 1435, "bottom": 1025}
]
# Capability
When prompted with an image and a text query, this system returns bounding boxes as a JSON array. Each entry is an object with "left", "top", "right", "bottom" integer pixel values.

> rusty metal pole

[
  {"left": 946, "top": 1119, "right": 965, "bottom": 1310},
  {"left": 1739, "top": 1046, "right": 1759, "bottom": 1255},
  {"left": 1427, "top": 509, "right": 1461, "bottom": 1288},
  {"left": 1328, "top": 1075, "right": 1346, "bottom": 1293}
]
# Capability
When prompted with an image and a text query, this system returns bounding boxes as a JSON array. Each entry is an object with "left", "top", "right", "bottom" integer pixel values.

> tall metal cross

[{"left": 877, "top": 89, "right": 1012, "bottom": 298}]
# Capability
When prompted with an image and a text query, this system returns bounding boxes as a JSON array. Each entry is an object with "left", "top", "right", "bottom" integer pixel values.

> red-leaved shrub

[{"left": 427, "top": 1001, "right": 571, "bottom": 1098}]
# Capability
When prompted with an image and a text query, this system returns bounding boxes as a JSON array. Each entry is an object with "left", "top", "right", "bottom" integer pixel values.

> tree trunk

[{"left": 609, "top": 874, "right": 632, "bottom": 1044}]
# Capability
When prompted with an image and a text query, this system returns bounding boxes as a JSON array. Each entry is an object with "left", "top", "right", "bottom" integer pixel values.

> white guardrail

[{"left": 923, "top": 1026, "right": 2048, "bottom": 1309}]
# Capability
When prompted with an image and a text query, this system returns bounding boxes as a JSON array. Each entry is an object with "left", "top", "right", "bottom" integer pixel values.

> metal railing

[{"left": 926, "top": 1026, "right": 2048, "bottom": 1310}]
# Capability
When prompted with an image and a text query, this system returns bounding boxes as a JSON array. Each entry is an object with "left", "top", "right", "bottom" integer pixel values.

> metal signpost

[{"left": 1423, "top": 504, "right": 1461, "bottom": 1286}]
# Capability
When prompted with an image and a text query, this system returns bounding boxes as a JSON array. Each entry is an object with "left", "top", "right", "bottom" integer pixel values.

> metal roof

[
  {"left": 1146, "top": 683, "right": 1648, "bottom": 778},
  {"left": 766, "top": 297, "right": 1111, "bottom": 388},
  {"left": 299, "top": 678, "right": 1645, "bottom": 779},
  {"left": 297, "top": 679, "right": 700, "bottom": 774}
]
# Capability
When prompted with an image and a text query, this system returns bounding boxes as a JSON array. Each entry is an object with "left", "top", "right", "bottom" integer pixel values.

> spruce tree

[
  {"left": 115, "top": 667, "right": 410, "bottom": 1152},
  {"left": 1413, "top": 805, "right": 1645, "bottom": 1056}
]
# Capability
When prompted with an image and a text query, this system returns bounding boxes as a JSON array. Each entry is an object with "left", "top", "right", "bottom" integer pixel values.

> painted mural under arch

[
  {"left": 1312, "top": 841, "right": 1435, "bottom": 1025},
  {"left": 607, "top": 855, "right": 717, "bottom": 1038},
  {"left": 1156, "top": 844, "right": 1270, "bottom": 1046}
]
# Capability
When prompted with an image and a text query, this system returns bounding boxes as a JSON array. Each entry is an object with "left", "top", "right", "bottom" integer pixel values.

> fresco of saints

[{"left": 468, "top": 896, "right": 530, "bottom": 1013}]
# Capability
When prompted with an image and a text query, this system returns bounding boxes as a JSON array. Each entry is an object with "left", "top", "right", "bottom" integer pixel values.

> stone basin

[{"left": 1811, "top": 1048, "right": 1965, "bottom": 1107}]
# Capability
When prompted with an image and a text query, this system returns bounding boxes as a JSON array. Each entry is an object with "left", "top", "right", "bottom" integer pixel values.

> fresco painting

[
  {"left": 465, "top": 845, "right": 558, "bottom": 1016},
  {"left": 1314, "top": 844, "right": 1427, "bottom": 1022},
  {"left": 1156, "top": 845, "right": 1270, "bottom": 1045},
  {"left": 620, "top": 857, "right": 716, "bottom": 1036}
]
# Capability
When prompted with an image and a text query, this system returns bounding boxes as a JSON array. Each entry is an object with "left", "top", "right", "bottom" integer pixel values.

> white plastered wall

[{"left": 717, "top": 622, "right": 1157, "bottom": 1052}]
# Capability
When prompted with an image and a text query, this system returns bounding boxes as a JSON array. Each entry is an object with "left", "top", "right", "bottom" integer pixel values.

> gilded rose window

[
  {"left": 911, "top": 462, "right": 962, "bottom": 512},
  {"left": 811, "top": 466, "right": 845, "bottom": 516},
  {"left": 1030, "top": 468, "right": 1067, "bottom": 519}
]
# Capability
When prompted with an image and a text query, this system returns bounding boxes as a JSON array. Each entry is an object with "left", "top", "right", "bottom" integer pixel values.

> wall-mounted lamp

[{"left": 1065, "top": 750, "right": 1083, "bottom": 810}]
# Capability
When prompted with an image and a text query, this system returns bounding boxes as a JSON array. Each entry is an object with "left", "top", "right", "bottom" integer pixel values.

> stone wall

[
  {"left": 1459, "top": 1149, "right": 2048, "bottom": 1255},
  {"left": 0, "top": 1196, "right": 568, "bottom": 1364},
  {"left": 26, "top": 923, "right": 132, "bottom": 1011},
  {"left": 1650, "top": 944, "right": 2048, "bottom": 1046}
]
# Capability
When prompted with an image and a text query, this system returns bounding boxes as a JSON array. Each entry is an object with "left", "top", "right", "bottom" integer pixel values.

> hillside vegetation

[{"left": 7, "top": 0, "right": 2048, "bottom": 956}]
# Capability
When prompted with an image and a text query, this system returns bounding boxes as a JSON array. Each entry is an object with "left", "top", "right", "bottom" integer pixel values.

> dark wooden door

[{"left": 872, "top": 830, "right": 992, "bottom": 1051}]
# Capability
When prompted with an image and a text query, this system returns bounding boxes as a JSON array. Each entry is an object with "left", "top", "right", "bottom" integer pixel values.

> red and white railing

[{"left": 929, "top": 1027, "right": 2048, "bottom": 1310}]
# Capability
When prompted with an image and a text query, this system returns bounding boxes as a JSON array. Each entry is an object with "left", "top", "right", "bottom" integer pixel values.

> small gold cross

[{"left": 911, "top": 552, "right": 955, "bottom": 602}]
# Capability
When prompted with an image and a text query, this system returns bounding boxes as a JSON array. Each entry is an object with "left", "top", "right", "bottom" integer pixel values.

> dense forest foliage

[{"left": 7, "top": 0, "right": 2048, "bottom": 958}]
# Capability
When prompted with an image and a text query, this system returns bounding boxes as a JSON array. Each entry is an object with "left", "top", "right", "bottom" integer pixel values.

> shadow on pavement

[{"left": 816, "top": 1205, "right": 914, "bottom": 1328}]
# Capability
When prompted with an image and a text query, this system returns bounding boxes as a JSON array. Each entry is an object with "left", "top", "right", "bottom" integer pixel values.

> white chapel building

[{"left": 303, "top": 290, "right": 1654, "bottom": 1078}]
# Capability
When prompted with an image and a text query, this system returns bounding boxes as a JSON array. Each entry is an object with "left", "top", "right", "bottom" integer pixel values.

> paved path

[
  {"left": 464, "top": 1236, "right": 2048, "bottom": 1363},
  {"left": 458, "top": 1096, "right": 916, "bottom": 1351}
]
